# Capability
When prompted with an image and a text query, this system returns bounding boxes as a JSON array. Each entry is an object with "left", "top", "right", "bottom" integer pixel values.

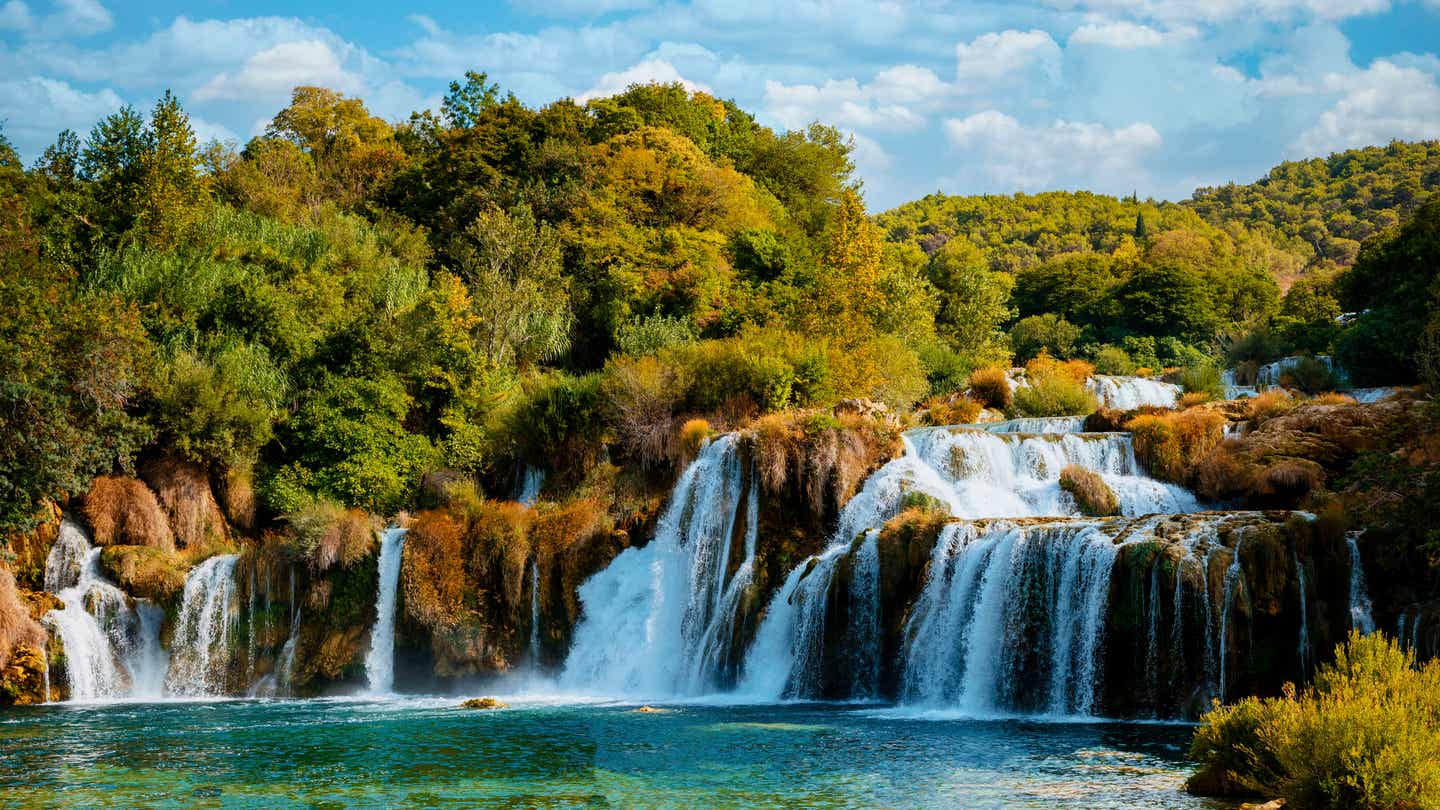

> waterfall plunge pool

[{"left": 0, "top": 697, "right": 1224, "bottom": 808}]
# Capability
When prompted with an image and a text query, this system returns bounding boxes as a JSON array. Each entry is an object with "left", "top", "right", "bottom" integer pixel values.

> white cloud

[
  {"left": 195, "top": 40, "right": 365, "bottom": 102},
  {"left": 52, "top": 0, "right": 110, "bottom": 36},
  {"left": 573, "top": 58, "right": 712, "bottom": 102},
  {"left": 1044, "top": 0, "right": 1389, "bottom": 23},
  {"left": 1293, "top": 59, "right": 1440, "bottom": 155},
  {"left": 954, "top": 29, "right": 1061, "bottom": 84},
  {"left": 763, "top": 64, "right": 945, "bottom": 133},
  {"left": 187, "top": 114, "right": 240, "bottom": 146},
  {"left": 0, "top": 0, "right": 31, "bottom": 31},
  {"left": 1070, "top": 21, "right": 1183, "bottom": 48},
  {"left": 943, "top": 110, "right": 1162, "bottom": 191},
  {"left": 507, "top": 0, "right": 656, "bottom": 15},
  {"left": 0, "top": 75, "right": 124, "bottom": 144}
]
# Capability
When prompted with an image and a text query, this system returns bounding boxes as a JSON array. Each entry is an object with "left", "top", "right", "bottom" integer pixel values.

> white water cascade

[
  {"left": 516, "top": 466, "right": 546, "bottom": 505},
  {"left": 560, "top": 435, "right": 757, "bottom": 698},
  {"left": 1347, "top": 532, "right": 1376, "bottom": 635},
  {"left": 166, "top": 554, "right": 240, "bottom": 697},
  {"left": 365, "top": 527, "right": 408, "bottom": 695},
  {"left": 1087, "top": 375, "right": 1181, "bottom": 410},
  {"left": 982, "top": 417, "right": 1087, "bottom": 434},
  {"left": 41, "top": 519, "right": 167, "bottom": 701}
]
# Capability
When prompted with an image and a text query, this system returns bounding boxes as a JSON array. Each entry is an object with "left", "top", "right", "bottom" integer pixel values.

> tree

[
  {"left": 926, "top": 237, "right": 1014, "bottom": 358},
  {"left": 266, "top": 86, "right": 405, "bottom": 208},
  {"left": 1009, "top": 314, "right": 1081, "bottom": 362},
  {"left": 81, "top": 105, "right": 147, "bottom": 233},
  {"left": 134, "top": 90, "right": 207, "bottom": 246},
  {"left": 34, "top": 130, "right": 80, "bottom": 183},
  {"left": 1119, "top": 261, "right": 1219, "bottom": 342},
  {"left": 442, "top": 71, "right": 504, "bottom": 129},
  {"left": 811, "top": 188, "right": 884, "bottom": 338},
  {"left": 1134, "top": 209, "right": 1148, "bottom": 238}
]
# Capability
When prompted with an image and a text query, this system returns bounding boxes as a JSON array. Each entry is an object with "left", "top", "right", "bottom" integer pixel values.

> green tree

[
  {"left": 926, "top": 237, "right": 1014, "bottom": 358},
  {"left": 81, "top": 105, "right": 147, "bottom": 233},
  {"left": 134, "top": 90, "right": 207, "bottom": 246}
]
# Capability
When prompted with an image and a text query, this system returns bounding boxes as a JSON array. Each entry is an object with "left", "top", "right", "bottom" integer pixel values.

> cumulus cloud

[
  {"left": 195, "top": 39, "right": 365, "bottom": 102},
  {"left": 1043, "top": 0, "right": 1389, "bottom": 23},
  {"left": 943, "top": 111, "right": 1162, "bottom": 191},
  {"left": 0, "top": 0, "right": 31, "bottom": 31},
  {"left": 1069, "top": 20, "right": 1191, "bottom": 48},
  {"left": 0, "top": 75, "right": 124, "bottom": 144},
  {"left": 954, "top": 29, "right": 1061, "bottom": 84},
  {"left": 573, "top": 58, "right": 712, "bottom": 102},
  {"left": 1292, "top": 59, "right": 1440, "bottom": 155},
  {"left": 763, "top": 64, "right": 945, "bottom": 132},
  {"left": 0, "top": 0, "right": 111, "bottom": 37}
]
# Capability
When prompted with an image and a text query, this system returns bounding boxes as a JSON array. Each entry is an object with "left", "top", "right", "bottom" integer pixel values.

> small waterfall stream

[
  {"left": 166, "top": 554, "right": 240, "bottom": 697},
  {"left": 365, "top": 527, "right": 408, "bottom": 695},
  {"left": 41, "top": 519, "right": 167, "bottom": 701},
  {"left": 1086, "top": 375, "right": 1181, "bottom": 410},
  {"left": 1347, "top": 532, "right": 1376, "bottom": 635}
]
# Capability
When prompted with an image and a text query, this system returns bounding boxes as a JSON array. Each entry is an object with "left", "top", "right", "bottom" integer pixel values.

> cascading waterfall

[
  {"left": 846, "top": 530, "right": 882, "bottom": 699},
  {"left": 1087, "top": 375, "right": 1181, "bottom": 410},
  {"left": 516, "top": 466, "right": 546, "bottom": 506},
  {"left": 1347, "top": 532, "right": 1376, "bottom": 635},
  {"left": 41, "top": 519, "right": 167, "bottom": 701},
  {"left": 166, "top": 554, "right": 240, "bottom": 697},
  {"left": 982, "top": 417, "right": 1086, "bottom": 434},
  {"left": 365, "top": 527, "right": 408, "bottom": 695},
  {"left": 561, "top": 435, "right": 755, "bottom": 697},
  {"left": 528, "top": 561, "right": 542, "bottom": 668},
  {"left": 1218, "top": 540, "right": 1247, "bottom": 702},
  {"left": 1296, "top": 559, "right": 1313, "bottom": 675}
]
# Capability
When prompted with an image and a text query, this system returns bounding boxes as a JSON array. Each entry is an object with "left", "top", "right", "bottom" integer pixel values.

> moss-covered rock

[
  {"left": 1059, "top": 465, "right": 1121, "bottom": 516},
  {"left": 98, "top": 545, "right": 188, "bottom": 602}
]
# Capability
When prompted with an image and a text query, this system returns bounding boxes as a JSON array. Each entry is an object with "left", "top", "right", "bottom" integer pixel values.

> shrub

[
  {"left": 1084, "top": 408, "right": 1126, "bottom": 432},
  {"left": 1172, "top": 362, "right": 1226, "bottom": 401},
  {"left": 1310, "top": 392, "right": 1358, "bottom": 406},
  {"left": 678, "top": 418, "right": 713, "bottom": 459},
  {"left": 283, "top": 500, "right": 378, "bottom": 573},
  {"left": 1009, "top": 314, "right": 1081, "bottom": 362},
  {"left": 968, "top": 366, "right": 1013, "bottom": 410},
  {"left": 601, "top": 355, "right": 687, "bottom": 469},
  {"left": 1248, "top": 390, "right": 1297, "bottom": 424},
  {"left": 921, "top": 395, "right": 982, "bottom": 426},
  {"left": 916, "top": 340, "right": 978, "bottom": 398},
  {"left": 1188, "top": 631, "right": 1440, "bottom": 809},
  {"left": 1059, "top": 465, "right": 1120, "bottom": 516},
  {"left": 615, "top": 313, "right": 694, "bottom": 357},
  {"left": 1280, "top": 356, "right": 1342, "bottom": 394},
  {"left": 97, "top": 545, "right": 188, "bottom": 601},
  {"left": 751, "top": 413, "right": 798, "bottom": 492},
  {"left": 1256, "top": 459, "right": 1325, "bottom": 501},
  {"left": 1013, "top": 360, "right": 1099, "bottom": 418},
  {"left": 1179, "top": 391, "right": 1212, "bottom": 408},
  {"left": 898, "top": 491, "right": 949, "bottom": 514},
  {"left": 1126, "top": 408, "right": 1226, "bottom": 484},
  {"left": 1091, "top": 345, "right": 1135, "bottom": 376},
  {"left": 0, "top": 565, "right": 45, "bottom": 670},
  {"left": 83, "top": 476, "right": 175, "bottom": 551}
]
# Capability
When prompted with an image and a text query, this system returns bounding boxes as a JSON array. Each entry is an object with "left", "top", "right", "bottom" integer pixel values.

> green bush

[
  {"left": 1189, "top": 631, "right": 1440, "bottom": 809},
  {"left": 1009, "top": 314, "right": 1081, "bottom": 362},
  {"left": 1172, "top": 362, "right": 1226, "bottom": 400},
  {"left": 1090, "top": 345, "right": 1135, "bottom": 376},
  {"left": 1280, "top": 356, "right": 1342, "bottom": 394},
  {"left": 1012, "top": 373, "right": 1098, "bottom": 417},
  {"left": 615, "top": 313, "right": 695, "bottom": 357},
  {"left": 148, "top": 343, "right": 286, "bottom": 467}
]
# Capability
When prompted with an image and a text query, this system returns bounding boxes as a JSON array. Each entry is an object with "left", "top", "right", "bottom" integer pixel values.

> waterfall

[
  {"left": 561, "top": 435, "right": 755, "bottom": 698},
  {"left": 166, "top": 554, "right": 240, "bottom": 697},
  {"left": 516, "top": 466, "right": 546, "bottom": 506},
  {"left": 253, "top": 606, "right": 302, "bottom": 698},
  {"left": 1296, "top": 559, "right": 1312, "bottom": 675},
  {"left": 897, "top": 520, "right": 1120, "bottom": 717},
  {"left": 983, "top": 417, "right": 1086, "bottom": 434},
  {"left": 847, "top": 530, "right": 882, "bottom": 699},
  {"left": 41, "top": 519, "right": 166, "bottom": 702},
  {"left": 1347, "top": 532, "right": 1376, "bottom": 635},
  {"left": 1218, "top": 541, "right": 1247, "bottom": 701},
  {"left": 528, "top": 561, "right": 542, "bottom": 667},
  {"left": 365, "top": 527, "right": 408, "bottom": 695},
  {"left": 1087, "top": 375, "right": 1181, "bottom": 410}
]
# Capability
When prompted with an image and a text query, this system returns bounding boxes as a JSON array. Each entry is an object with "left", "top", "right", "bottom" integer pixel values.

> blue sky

[{"left": 2, "top": 0, "right": 1438, "bottom": 211}]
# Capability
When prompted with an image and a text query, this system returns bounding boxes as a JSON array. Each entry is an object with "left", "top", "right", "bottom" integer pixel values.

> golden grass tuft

[
  {"left": 1126, "top": 408, "right": 1226, "bottom": 485},
  {"left": 285, "top": 501, "right": 378, "bottom": 573},
  {"left": 83, "top": 476, "right": 175, "bottom": 551},
  {"left": 1179, "top": 391, "right": 1212, "bottom": 409},
  {"left": 1256, "top": 459, "right": 1325, "bottom": 500},
  {"left": 0, "top": 565, "right": 45, "bottom": 670},
  {"left": 97, "top": 546, "right": 188, "bottom": 601},
  {"left": 218, "top": 463, "right": 257, "bottom": 531},
  {"left": 1026, "top": 353, "right": 1095, "bottom": 384},
  {"left": 401, "top": 510, "right": 467, "bottom": 629},
  {"left": 752, "top": 413, "right": 799, "bottom": 493},
  {"left": 1058, "top": 465, "right": 1121, "bottom": 516},
  {"left": 967, "top": 366, "right": 1013, "bottom": 410},
  {"left": 920, "top": 394, "right": 982, "bottom": 427},
  {"left": 678, "top": 418, "right": 713, "bottom": 460},
  {"left": 1309, "top": 392, "right": 1358, "bottom": 406},
  {"left": 1247, "top": 390, "right": 1297, "bottom": 424},
  {"left": 141, "top": 457, "right": 227, "bottom": 549}
]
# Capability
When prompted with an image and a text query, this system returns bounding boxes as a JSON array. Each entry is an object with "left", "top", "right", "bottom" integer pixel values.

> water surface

[{"left": 0, "top": 698, "right": 1228, "bottom": 808}]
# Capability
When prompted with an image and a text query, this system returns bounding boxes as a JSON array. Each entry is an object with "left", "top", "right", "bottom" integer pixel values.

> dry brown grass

[
  {"left": 1309, "top": 392, "right": 1357, "bottom": 406},
  {"left": 1026, "top": 353, "right": 1095, "bottom": 384},
  {"left": 1084, "top": 408, "right": 1127, "bottom": 432},
  {"left": 1179, "top": 391, "right": 1212, "bottom": 408},
  {"left": 1127, "top": 408, "right": 1227, "bottom": 485},
  {"left": 467, "top": 500, "right": 533, "bottom": 614},
  {"left": 1247, "top": 390, "right": 1297, "bottom": 424},
  {"left": 141, "top": 457, "right": 227, "bottom": 549},
  {"left": 968, "top": 366, "right": 1013, "bottom": 410},
  {"left": 83, "top": 476, "right": 174, "bottom": 551},
  {"left": 285, "top": 501, "right": 378, "bottom": 572},
  {"left": 921, "top": 394, "right": 982, "bottom": 426},
  {"left": 603, "top": 354, "right": 686, "bottom": 469},
  {"left": 1256, "top": 459, "right": 1326, "bottom": 500},
  {"left": 752, "top": 413, "right": 799, "bottom": 492},
  {"left": 678, "top": 418, "right": 713, "bottom": 461},
  {"left": 1195, "top": 441, "right": 1255, "bottom": 500},
  {"left": 1059, "top": 465, "right": 1121, "bottom": 516},
  {"left": 218, "top": 463, "right": 257, "bottom": 530},
  {"left": 402, "top": 510, "right": 467, "bottom": 629},
  {"left": 0, "top": 565, "right": 45, "bottom": 670}
]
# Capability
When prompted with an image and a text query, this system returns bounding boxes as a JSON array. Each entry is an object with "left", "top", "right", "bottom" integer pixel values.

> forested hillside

[{"left": 0, "top": 77, "right": 1436, "bottom": 539}]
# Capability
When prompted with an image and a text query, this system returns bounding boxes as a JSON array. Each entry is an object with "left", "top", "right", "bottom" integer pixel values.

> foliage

[
  {"left": 1188, "top": 631, "right": 1440, "bottom": 810},
  {"left": 1012, "top": 360, "right": 1098, "bottom": 417},
  {"left": 1172, "top": 362, "right": 1226, "bottom": 401},
  {"left": 1010, "top": 314, "right": 1081, "bottom": 362},
  {"left": 967, "top": 366, "right": 1013, "bottom": 410},
  {"left": 1126, "top": 408, "right": 1226, "bottom": 485},
  {"left": 1059, "top": 465, "right": 1120, "bottom": 516}
]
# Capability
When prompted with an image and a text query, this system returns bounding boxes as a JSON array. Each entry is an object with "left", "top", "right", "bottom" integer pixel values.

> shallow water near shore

[{"left": 0, "top": 697, "right": 1227, "bottom": 808}]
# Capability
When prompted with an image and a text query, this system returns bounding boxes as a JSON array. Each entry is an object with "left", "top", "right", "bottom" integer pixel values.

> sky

[{"left": 1, "top": 0, "right": 1438, "bottom": 211}]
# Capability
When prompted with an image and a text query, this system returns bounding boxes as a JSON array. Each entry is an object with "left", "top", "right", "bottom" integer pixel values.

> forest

[{"left": 2, "top": 78, "right": 1436, "bottom": 538}]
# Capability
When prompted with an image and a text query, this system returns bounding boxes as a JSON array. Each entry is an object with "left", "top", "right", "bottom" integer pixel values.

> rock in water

[{"left": 461, "top": 697, "right": 507, "bottom": 710}]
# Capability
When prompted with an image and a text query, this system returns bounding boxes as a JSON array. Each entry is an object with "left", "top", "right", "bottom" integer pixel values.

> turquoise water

[{"left": 0, "top": 697, "right": 1226, "bottom": 808}]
